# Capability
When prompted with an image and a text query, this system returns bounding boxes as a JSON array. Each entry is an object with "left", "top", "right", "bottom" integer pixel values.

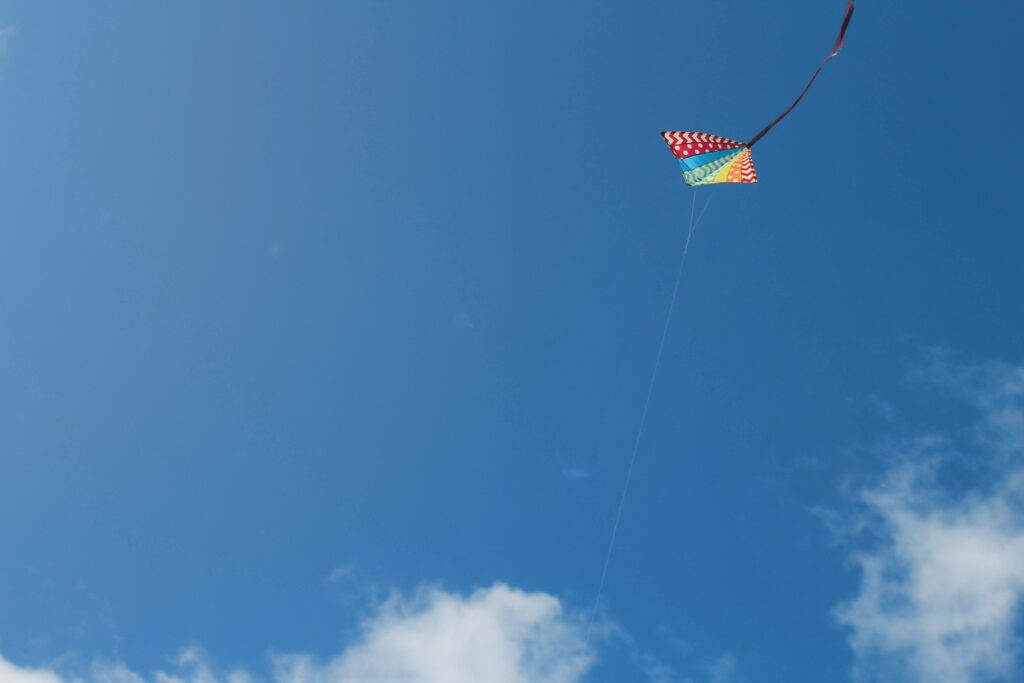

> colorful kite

[{"left": 662, "top": 0, "right": 855, "bottom": 186}]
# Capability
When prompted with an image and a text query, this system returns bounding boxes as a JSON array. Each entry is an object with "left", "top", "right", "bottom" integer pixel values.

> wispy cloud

[
  {"left": 912, "top": 350, "right": 1024, "bottom": 459},
  {"left": 323, "top": 563, "right": 373, "bottom": 605},
  {"left": 452, "top": 313, "right": 475, "bottom": 331},
  {"left": 562, "top": 466, "right": 594, "bottom": 481},
  {"left": 326, "top": 565, "right": 355, "bottom": 585},
  {"left": 836, "top": 353, "right": 1024, "bottom": 683},
  {"left": 0, "top": 585, "right": 595, "bottom": 683},
  {"left": 639, "top": 650, "right": 739, "bottom": 683},
  {"left": 0, "top": 26, "right": 15, "bottom": 56}
]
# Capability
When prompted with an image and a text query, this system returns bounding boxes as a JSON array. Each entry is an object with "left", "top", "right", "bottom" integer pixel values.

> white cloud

[
  {"left": 0, "top": 585, "right": 594, "bottom": 683},
  {"left": 276, "top": 584, "right": 593, "bottom": 683},
  {"left": 0, "top": 656, "right": 62, "bottom": 683},
  {"left": 837, "top": 463, "right": 1024, "bottom": 683},
  {"left": 837, "top": 355, "right": 1024, "bottom": 683}
]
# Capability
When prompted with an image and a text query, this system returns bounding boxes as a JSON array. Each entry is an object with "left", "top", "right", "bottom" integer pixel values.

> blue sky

[{"left": 1, "top": 2, "right": 1023, "bottom": 683}]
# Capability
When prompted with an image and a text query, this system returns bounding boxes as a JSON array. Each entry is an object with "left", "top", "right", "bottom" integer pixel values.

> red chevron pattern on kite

[
  {"left": 660, "top": 132, "right": 746, "bottom": 147},
  {"left": 660, "top": 131, "right": 746, "bottom": 159}
]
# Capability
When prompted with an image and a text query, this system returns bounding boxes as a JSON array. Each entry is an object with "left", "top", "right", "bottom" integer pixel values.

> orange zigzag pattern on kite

[{"left": 726, "top": 150, "right": 757, "bottom": 184}]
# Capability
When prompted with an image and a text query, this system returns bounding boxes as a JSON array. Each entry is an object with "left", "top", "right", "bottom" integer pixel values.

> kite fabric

[
  {"left": 661, "top": 132, "right": 757, "bottom": 186},
  {"left": 662, "top": 0, "right": 855, "bottom": 186}
]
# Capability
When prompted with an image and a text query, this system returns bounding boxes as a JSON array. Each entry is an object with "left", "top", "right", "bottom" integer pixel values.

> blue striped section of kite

[{"left": 676, "top": 147, "right": 743, "bottom": 172}]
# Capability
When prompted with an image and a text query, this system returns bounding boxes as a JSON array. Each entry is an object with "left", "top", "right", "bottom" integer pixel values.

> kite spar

[{"left": 662, "top": 0, "right": 855, "bottom": 186}]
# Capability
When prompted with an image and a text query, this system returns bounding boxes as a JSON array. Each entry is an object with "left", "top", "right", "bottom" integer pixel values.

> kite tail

[{"left": 747, "top": 0, "right": 855, "bottom": 148}]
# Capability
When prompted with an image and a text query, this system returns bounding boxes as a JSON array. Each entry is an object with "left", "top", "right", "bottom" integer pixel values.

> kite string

[{"left": 585, "top": 189, "right": 713, "bottom": 640}]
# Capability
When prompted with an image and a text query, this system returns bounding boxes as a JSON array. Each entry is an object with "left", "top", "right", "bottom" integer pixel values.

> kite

[{"left": 662, "top": 0, "right": 855, "bottom": 186}]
